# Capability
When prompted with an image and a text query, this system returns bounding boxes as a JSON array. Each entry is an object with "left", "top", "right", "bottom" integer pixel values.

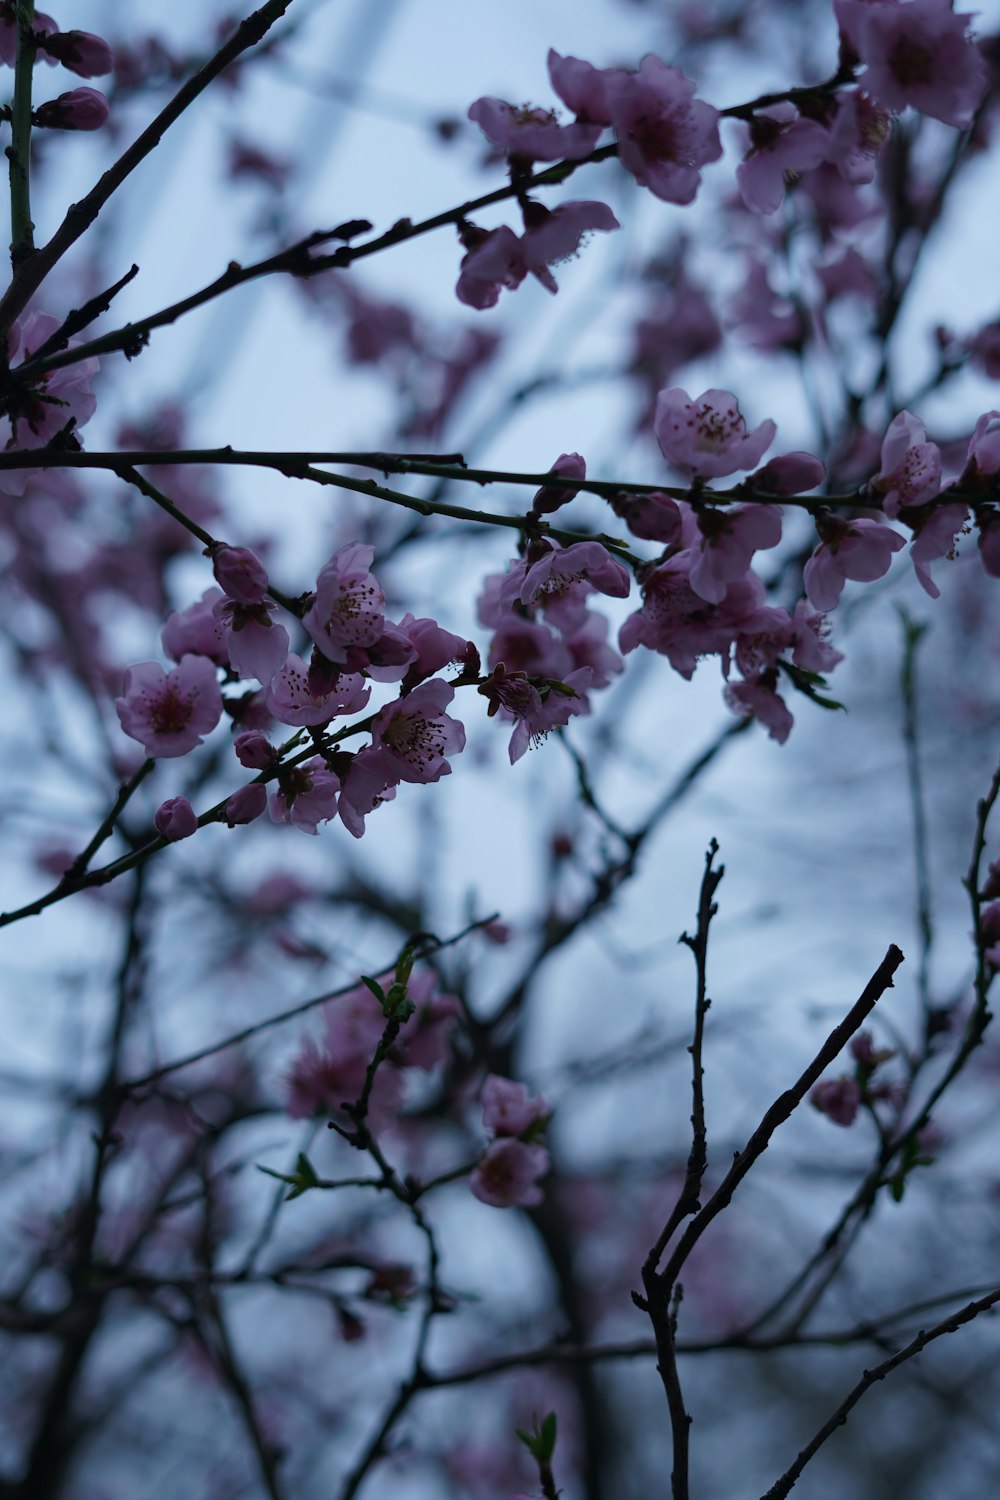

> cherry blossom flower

[
  {"left": 470, "top": 1138, "right": 549, "bottom": 1208},
  {"left": 116, "top": 656, "right": 223, "bottom": 758},
  {"left": 370, "top": 680, "right": 466, "bottom": 783},
  {"left": 396, "top": 614, "right": 476, "bottom": 686},
  {"left": 224, "top": 783, "right": 267, "bottom": 826},
  {"left": 725, "top": 672, "right": 794, "bottom": 743},
  {"left": 303, "top": 543, "right": 386, "bottom": 663},
  {"left": 162, "top": 589, "right": 228, "bottom": 666},
  {"left": 736, "top": 108, "right": 830, "bottom": 215},
  {"left": 0, "top": 7, "right": 57, "bottom": 67},
  {"left": 265, "top": 653, "right": 370, "bottom": 727},
  {"left": 606, "top": 55, "right": 722, "bottom": 204},
  {"left": 519, "top": 200, "right": 620, "bottom": 293},
  {"left": 481, "top": 1075, "right": 549, "bottom": 1137},
  {"left": 0, "top": 312, "right": 99, "bottom": 493},
  {"left": 875, "top": 411, "right": 942, "bottom": 516},
  {"left": 803, "top": 515, "right": 905, "bottom": 611},
  {"left": 481, "top": 664, "right": 594, "bottom": 763},
  {"left": 547, "top": 49, "right": 619, "bottom": 124},
  {"left": 909, "top": 502, "right": 968, "bottom": 597},
  {"left": 964, "top": 410, "right": 1000, "bottom": 480},
  {"left": 531, "top": 451, "right": 587, "bottom": 516},
  {"left": 467, "top": 96, "right": 602, "bottom": 161},
  {"left": 210, "top": 544, "right": 269, "bottom": 604},
  {"left": 825, "top": 90, "right": 892, "bottom": 183},
  {"left": 835, "top": 0, "right": 988, "bottom": 129},
  {"left": 688, "top": 504, "right": 782, "bottom": 604},
  {"left": 336, "top": 749, "right": 399, "bottom": 838},
  {"left": 35, "top": 86, "right": 110, "bottom": 130},
  {"left": 456, "top": 225, "right": 528, "bottom": 310},
  {"left": 269, "top": 758, "right": 340, "bottom": 834},
  {"left": 655, "top": 388, "right": 777, "bottom": 479},
  {"left": 810, "top": 1075, "right": 861, "bottom": 1126},
  {"left": 154, "top": 797, "right": 197, "bottom": 841},
  {"left": 520, "top": 540, "right": 631, "bottom": 610},
  {"left": 213, "top": 598, "right": 290, "bottom": 685}
]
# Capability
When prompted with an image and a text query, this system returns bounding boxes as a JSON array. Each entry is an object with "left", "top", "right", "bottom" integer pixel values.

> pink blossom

[
  {"left": 234, "top": 731, "right": 276, "bottom": 770},
  {"left": 269, "top": 758, "right": 340, "bottom": 834},
  {"left": 564, "top": 612, "right": 624, "bottom": 689},
  {"left": 532, "top": 451, "right": 587, "bottom": 516},
  {"left": 488, "top": 612, "right": 573, "bottom": 680},
  {"left": 154, "top": 797, "right": 198, "bottom": 841},
  {"left": 611, "top": 489, "right": 683, "bottom": 543},
  {"left": 213, "top": 598, "right": 289, "bottom": 685},
  {"left": 0, "top": 312, "right": 99, "bottom": 491},
  {"left": 655, "top": 388, "right": 777, "bottom": 479},
  {"left": 481, "top": 665, "right": 594, "bottom": 763},
  {"left": 810, "top": 1075, "right": 861, "bottom": 1126},
  {"left": 303, "top": 543, "right": 386, "bottom": 662},
  {"left": 970, "top": 323, "right": 1000, "bottom": 380},
  {"left": 481, "top": 1075, "right": 549, "bottom": 1137},
  {"left": 370, "top": 680, "right": 466, "bottom": 783},
  {"left": 803, "top": 516, "right": 906, "bottom": 611},
  {"left": 736, "top": 109, "right": 830, "bottom": 215},
  {"left": 38, "top": 29, "right": 114, "bottom": 78},
  {"left": 606, "top": 55, "right": 722, "bottom": 205},
  {"left": 456, "top": 225, "right": 528, "bottom": 310},
  {"left": 547, "top": 49, "right": 618, "bottom": 125},
  {"left": 909, "top": 502, "right": 968, "bottom": 597},
  {"left": 467, "top": 96, "right": 602, "bottom": 161},
  {"left": 265, "top": 653, "right": 371, "bottom": 727},
  {"left": 117, "top": 656, "right": 223, "bottom": 758},
  {"left": 336, "top": 749, "right": 399, "bottom": 838},
  {"left": 729, "top": 259, "right": 805, "bottom": 352},
  {"left": 519, "top": 200, "right": 620, "bottom": 293},
  {"left": 825, "top": 90, "right": 892, "bottom": 183},
  {"left": 162, "top": 590, "right": 227, "bottom": 666},
  {"left": 815, "top": 247, "right": 878, "bottom": 303},
  {"left": 965, "top": 411, "right": 1000, "bottom": 479},
  {"left": 875, "top": 411, "right": 941, "bottom": 517},
  {"left": 520, "top": 541, "right": 631, "bottom": 610},
  {"left": 725, "top": 673, "right": 794, "bottom": 743},
  {"left": 0, "top": 8, "right": 56, "bottom": 67},
  {"left": 688, "top": 504, "right": 782, "bottom": 604},
  {"left": 835, "top": 0, "right": 988, "bottom": 128},
  {"left": 470, "top": 1138, "right": 549, "bottom": 1208},
  {"left": 981, "top": 901, "right": 1000, "bottom": 965},
  {"left": 34, "top": 86, "right": 110, "bottom": 130},
  {"left": 224, "top": 783, "right": 267, "bottom": 826},
  {"left": 211, "top": 544, "right": 269, "bottom": 604},
  {"left": 397, "top": 614, "right": 476, "bottom": 686},
  {"left": 621, "top": 559, "right": 773, "bottom": 679},
  {"left": 748, "top": 453, "right": 826, "bottom": 495},
  {"left": 790, "top": 602, "right": 845, "bottom": 674},
  {"left": 390, "top": 972, "right": 461, "bottom": 1071}
]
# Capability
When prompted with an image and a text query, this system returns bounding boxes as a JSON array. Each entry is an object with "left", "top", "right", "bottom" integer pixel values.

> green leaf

[
  {"left": 539, "top": 1411, "right": 558, "bottom": 1461},
  {"left": 360, "top": 974, "right": 387, "bottom": 1006}
]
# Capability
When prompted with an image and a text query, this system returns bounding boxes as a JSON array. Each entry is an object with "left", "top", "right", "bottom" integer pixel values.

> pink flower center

[
  {"left": 888, "top": 35, "right": 935, "bottom": 88},
  {"left": 383, "top": 710, "right": 445, "bottom": 769},
  {"left": 149, "top": 685, "right": 194, "bottom": 736}
]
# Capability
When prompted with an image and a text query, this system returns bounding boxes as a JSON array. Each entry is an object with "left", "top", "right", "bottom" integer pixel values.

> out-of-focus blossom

[
  {"left": 470, "top": 1138, "right": 549, "bottom": 1208},
  {"left": 481, "top": 1075, "right": 549, "bottom": 1137},
  {"left": 737, "top": 108, "right": 830, "bottom": 215},
  {"left": 835, "top": 0, "right": 988, "bottom": 128},
  {"left": 811, "top": 1075, "right": 861, "bottom": 1126},
  {"left": 467, "top": 96, "right": 602, "bottom": 161}
]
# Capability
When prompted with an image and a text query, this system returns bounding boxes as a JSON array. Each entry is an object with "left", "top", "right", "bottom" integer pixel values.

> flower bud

[
  {"left": 211, "top": 544, "right": 269, "bottom": 605},
  {"left": 154, "top": 796, "right": 198, "bottom": 842},
  {"left": 34, "top": 87, "right": 109, "bottom": 131},
  {"left": 224, "top": 783, "right": 267, "bottom": 826},
  {"left": 234, "top": 731, "right": 275, "bottom": 770},
  {"left": 39, "top": 30, "right": 114, "bottom": 78}
]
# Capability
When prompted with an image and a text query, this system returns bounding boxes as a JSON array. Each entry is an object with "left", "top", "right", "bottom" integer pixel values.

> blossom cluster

[
  {"left": 470, "top": 1074, "right": 550, "bottom": 1208},
  {"left": 0, "top": 4, "right": 112, "bottom": 130}
]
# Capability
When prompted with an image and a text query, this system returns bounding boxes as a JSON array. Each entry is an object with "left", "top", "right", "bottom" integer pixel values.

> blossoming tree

[{"left": 2, "top": 1, "right": 1000, "bottom": 1497}]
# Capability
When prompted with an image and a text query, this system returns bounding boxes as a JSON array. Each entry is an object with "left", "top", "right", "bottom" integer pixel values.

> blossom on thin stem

[
  {"left": 116, "top": 657, "right": 223, "bottom": 759},
  {"left": 655, "top": 387, "right": 776, "bottom": 479}
]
